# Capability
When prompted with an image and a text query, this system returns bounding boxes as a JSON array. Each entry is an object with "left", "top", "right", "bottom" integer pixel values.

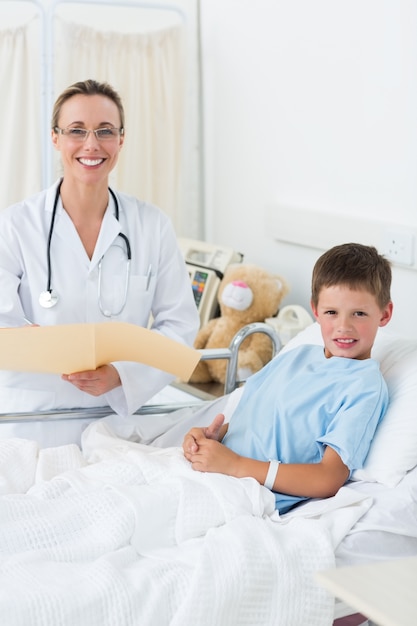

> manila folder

[{"left": 0, "top": 322, "right": 200, "bottom": 380}]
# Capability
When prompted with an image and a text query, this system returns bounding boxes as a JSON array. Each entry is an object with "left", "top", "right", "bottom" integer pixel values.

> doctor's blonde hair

[{"left": 51, "top": 79, "right": 125, "bottom": 130}]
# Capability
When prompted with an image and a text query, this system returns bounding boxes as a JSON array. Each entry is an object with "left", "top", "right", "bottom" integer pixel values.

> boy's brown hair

[{"left": 311, "top": 243, "right": 392, "bottom": 309}]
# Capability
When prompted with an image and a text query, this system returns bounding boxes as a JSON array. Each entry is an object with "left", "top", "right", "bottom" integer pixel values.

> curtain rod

[{"left": 50, "top": 0, "right": 185, "bottom": 20}]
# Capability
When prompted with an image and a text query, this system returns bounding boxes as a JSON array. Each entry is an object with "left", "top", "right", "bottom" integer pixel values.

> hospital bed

[{"left": 0, "top": 322, "right": 416, "bottom": 626}]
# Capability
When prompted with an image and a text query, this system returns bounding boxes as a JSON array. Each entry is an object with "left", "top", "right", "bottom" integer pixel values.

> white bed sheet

[{"left": 335, "top": 464, "right": 417, "bottom": 567}]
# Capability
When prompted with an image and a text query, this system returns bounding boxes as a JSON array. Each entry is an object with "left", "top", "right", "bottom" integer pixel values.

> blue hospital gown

[{"left": 222, "top": 344, "right": 388, "bottom": 513}]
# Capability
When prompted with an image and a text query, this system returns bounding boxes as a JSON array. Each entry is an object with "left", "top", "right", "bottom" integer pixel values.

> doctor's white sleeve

[{"left": 104, "top": 362, "right": 175, "bottom": 417}]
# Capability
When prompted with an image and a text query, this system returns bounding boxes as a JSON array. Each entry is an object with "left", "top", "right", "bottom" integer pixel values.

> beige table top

[{"left": 316, "top": 556, "right": 417, "bottom": 626}]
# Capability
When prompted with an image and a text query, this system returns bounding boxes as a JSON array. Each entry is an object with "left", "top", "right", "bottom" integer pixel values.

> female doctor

[{"left": 0, "top": 79, "right": 199, "bottom": 441}]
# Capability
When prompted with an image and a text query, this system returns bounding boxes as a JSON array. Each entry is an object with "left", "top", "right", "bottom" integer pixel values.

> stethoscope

[{"left": 39, "top": 179, "right": 132, "bottom": 316}]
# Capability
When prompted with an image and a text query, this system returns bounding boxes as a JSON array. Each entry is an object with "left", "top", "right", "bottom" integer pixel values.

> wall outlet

[{"left": 382, "top": 230, "right": 414, "bottom": 266}]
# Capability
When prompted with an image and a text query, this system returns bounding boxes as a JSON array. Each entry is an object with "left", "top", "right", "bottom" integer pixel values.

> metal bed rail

[
  {"left": 0, "top": 322, "right": 281, "bottom": 423},
  {"left": 199, "top": 321, "right": 281, "bottom": 395}
]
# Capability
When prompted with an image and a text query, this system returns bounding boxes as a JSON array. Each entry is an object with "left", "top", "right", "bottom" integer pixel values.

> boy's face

[{"left": 311, "top": 285, "right": 393, "bottom": 360}]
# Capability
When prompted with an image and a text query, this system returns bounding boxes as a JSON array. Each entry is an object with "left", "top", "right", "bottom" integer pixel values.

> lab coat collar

[
  {"left": 47, "top": 181, "right": 122, "bottom": 270},
  {"left": 90, "top": 201, "right": 122, "bottom": 269},
  {"left": 44, "top": 180, "right": 62, "bottom": 214}
]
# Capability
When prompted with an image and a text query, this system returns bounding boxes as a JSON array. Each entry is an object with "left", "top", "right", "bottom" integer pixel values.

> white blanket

[{"left": 0, "top": 421, "right": 368, "bottom": 626}]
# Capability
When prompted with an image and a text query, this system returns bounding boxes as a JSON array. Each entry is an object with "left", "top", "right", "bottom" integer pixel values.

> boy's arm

[
  {"left": 245, "top": 446, "right": 349, "bottom": 499},
  {"left": 184, "top": 424, "right": 349, "bottom": 500}
]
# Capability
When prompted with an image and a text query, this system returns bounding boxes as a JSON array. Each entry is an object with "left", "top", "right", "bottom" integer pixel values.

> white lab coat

[{"left": 0, "top": 180, "right": 199, "bottom": 428}]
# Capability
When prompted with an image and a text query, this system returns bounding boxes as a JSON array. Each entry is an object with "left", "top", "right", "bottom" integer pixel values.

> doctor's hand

[{"left": 61, "top": 364, "right": 121, "bottom": 396}]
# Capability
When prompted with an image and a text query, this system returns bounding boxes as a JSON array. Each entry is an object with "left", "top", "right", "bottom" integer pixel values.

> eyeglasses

[{"left": 54, "top": 127, "right": 124, "bottom": 141}]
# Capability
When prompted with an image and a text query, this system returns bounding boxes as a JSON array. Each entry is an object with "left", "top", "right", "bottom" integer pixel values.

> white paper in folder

[{"left": 0, "top": 322, "right": 201, "bottom": 380}]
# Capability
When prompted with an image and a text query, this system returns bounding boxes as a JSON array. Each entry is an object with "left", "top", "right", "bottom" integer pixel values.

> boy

[{"left": 183, "top": 243, "right": 393, "bottom": 513}]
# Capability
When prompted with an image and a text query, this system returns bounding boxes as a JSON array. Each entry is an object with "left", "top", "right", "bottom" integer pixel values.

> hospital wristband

[{"left": 264, "top": 460, "right": 281, "bottom": 491}]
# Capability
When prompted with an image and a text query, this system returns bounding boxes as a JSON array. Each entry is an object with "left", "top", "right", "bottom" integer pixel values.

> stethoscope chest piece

[{"left": 39, "top": 290, "right": 59, "bottom": 309}]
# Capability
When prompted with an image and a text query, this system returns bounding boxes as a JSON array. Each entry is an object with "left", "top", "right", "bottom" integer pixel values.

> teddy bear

[{"left": 189, "top": 263, "right": 289, "bottom": 385}]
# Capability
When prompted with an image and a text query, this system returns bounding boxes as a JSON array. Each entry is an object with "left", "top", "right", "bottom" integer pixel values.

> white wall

[{"left": 200, "top": 0, "right": 417, "bottom": 338}]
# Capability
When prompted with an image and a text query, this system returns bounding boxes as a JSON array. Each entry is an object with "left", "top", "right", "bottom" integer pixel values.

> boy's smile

[{"left": 311, "top": 285, "right": 393, "bottom": 360}]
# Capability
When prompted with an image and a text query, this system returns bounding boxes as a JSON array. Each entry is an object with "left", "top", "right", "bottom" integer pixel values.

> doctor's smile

[{"left": 78, "top": 158, "right": 106, "bottom": 167}]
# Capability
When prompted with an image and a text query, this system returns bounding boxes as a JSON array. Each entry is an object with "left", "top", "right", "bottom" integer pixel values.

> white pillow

[{"left": 281, "top": 323, "right": 417, "bottom": 487}]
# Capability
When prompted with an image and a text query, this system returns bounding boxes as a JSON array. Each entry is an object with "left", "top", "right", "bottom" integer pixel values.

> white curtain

[
  {"left": 0, "top": 17, "right": 41, "bottom": 210},
  {"left": 53, "top": 16, "right": 186, "bottom": 228}
]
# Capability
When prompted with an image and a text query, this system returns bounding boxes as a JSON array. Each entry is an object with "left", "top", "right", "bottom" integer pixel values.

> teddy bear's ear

[
  {"left": 274, "top": 275, "right": 290, "bottom": 297},
  {"left": 222, "top": 263, "right": 243, "bottom": 281}
]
